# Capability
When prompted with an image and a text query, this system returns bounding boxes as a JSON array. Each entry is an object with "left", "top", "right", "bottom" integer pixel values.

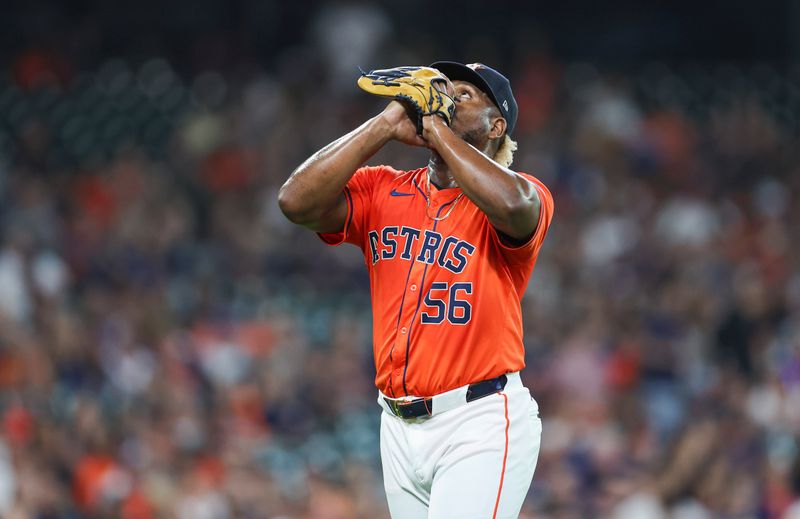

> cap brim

[{"left": 430, "top": 61, "right": 501, "bottom": 112}]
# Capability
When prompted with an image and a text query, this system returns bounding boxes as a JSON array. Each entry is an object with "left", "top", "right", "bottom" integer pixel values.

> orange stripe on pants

[{"left": 492, "top": 392, "right": 510, "bottom": 519}]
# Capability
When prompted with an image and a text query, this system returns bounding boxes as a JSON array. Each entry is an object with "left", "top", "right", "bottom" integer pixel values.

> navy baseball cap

[{"left": 430, "top": 61, "right": 519, "bottom": 135}]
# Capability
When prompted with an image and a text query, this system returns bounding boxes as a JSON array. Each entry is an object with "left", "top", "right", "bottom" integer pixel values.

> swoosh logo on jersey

[{"left": 390, "top": 189, "right": 414, "bottom": 197}]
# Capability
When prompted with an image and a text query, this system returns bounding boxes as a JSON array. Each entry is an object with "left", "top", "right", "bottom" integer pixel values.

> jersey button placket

[
  {"left": 394, "top": 188, "right": 432, "bottom": 395},
  {"left": 396, "top": 260, "right": 423, "bottom": 373}
]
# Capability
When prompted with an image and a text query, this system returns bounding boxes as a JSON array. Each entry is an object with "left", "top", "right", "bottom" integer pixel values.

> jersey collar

[{"left": 416, "top": 167, "right": 463, "bottom": 206}]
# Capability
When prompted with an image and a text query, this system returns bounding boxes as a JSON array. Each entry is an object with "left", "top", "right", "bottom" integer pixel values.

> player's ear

[{"left": 488, "top": 116, "right": 506, "bottom": 140}]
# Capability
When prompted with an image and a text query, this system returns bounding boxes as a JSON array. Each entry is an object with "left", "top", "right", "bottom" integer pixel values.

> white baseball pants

[{"left": 378, "top": 373, "right": 542, "bottom": 519}]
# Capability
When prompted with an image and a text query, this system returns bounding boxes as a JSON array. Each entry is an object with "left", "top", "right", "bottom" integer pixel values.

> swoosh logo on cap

[{"left": 390, "top": 189, "right": 414, "bottom": 197}]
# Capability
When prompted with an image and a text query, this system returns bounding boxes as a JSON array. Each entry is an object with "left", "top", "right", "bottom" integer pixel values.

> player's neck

[{"left": 427, "top": 154, "right": 458, "bottom": 190}]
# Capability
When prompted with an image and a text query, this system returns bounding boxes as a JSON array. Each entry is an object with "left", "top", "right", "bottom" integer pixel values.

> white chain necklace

[{"left": 425, "top": 172, "right": 464, "bottom": 221}]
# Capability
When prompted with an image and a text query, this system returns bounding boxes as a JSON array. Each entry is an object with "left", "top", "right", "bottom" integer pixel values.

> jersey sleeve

[
  {"left": 317, "top": 166, "right": 385, "bottom": 250},
  {"left": 489, "top": 173, "right": 555, "bottom": 264}
]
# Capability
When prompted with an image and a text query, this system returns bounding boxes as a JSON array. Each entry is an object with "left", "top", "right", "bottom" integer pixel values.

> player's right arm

[{"left": 278, "top": 101, "right": 425, "bottom": 233}]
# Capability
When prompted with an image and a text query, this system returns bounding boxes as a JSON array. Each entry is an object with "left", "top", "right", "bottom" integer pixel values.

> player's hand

[
  {"left": 379, "top": 101, "right": 428, "bottom": 147},
  {"left": 420, "top": 113, "right": 451, "bottom": 148}
]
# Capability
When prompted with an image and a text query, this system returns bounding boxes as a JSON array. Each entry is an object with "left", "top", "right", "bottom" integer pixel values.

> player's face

[{"left": 449, "top": 80, "right": 500, "bottom": 150}]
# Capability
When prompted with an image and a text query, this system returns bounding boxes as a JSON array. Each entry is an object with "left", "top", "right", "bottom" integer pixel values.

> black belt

[{"left": 383, "top": 374, "right": 508, "bottom": 420}]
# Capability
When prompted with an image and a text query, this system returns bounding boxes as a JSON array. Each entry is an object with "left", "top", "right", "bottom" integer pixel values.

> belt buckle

[
  {"left": 389, "top": 399, "right": 403, "bottom": 417},
  {"left": 386, "top": 397, "right": 409, "bottom": 418},
  {"left": 386, "top": 397, "right": 431, "bottom": 419}
]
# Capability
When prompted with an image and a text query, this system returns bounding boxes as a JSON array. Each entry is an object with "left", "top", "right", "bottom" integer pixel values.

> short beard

[{"left": 460, "top": 128, "right": 485, "bottom": 149}]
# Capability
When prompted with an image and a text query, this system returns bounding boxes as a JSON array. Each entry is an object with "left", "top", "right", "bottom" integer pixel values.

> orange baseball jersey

[{"left": 318, "top": 165, "right": 554, "bottom": 398}]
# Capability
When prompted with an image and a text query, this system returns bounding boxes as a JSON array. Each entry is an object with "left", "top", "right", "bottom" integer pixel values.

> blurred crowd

[{"left": 2, "top": 21, "right": 800, "bottom": 519}]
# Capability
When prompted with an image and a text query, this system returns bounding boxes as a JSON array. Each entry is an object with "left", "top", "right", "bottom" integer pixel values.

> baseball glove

[{"left": 357, "top": 66, "right": 455, "bottom": 135}]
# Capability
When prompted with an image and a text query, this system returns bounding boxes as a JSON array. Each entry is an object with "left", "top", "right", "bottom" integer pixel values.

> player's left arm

[{"left": 421, "top": 116, "right": 540, "bottom": 243}]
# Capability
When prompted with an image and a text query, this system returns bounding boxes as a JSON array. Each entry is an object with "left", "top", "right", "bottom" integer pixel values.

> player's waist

[{"left": 378, "top": 372, "right": 522, "bottom": 420}]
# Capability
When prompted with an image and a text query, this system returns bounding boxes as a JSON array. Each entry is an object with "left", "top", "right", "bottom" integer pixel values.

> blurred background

[{"left": 1, "top": 0, "right": 800, "bottom": 517}]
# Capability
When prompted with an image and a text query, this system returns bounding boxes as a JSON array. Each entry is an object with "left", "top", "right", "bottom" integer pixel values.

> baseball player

[{"left": 278, "top": 61, "right": 554, "bottom": 518}]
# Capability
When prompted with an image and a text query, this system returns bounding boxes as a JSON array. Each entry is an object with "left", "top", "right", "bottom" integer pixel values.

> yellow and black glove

[{"left": 358, "top": 66, "right": 456, "bottom": 135}]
